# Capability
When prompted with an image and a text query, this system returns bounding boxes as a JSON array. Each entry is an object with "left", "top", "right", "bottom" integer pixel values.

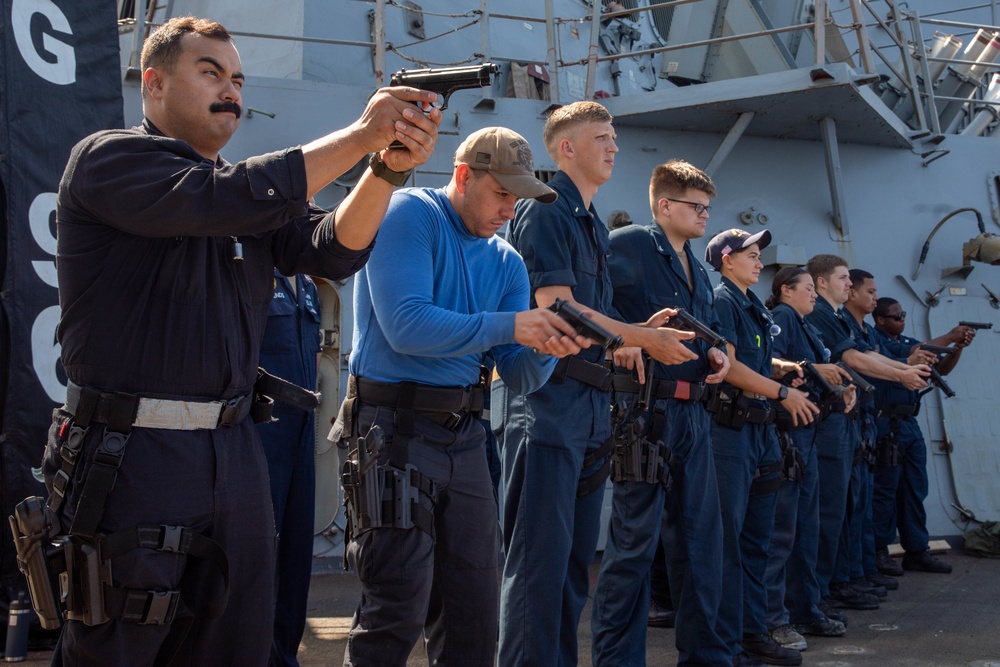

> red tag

[
  {"left": 59, "top": 421, "right": 68, "bottom": 438},
  {"left": 674, "top": 380, "right": 691, "bottom": 401}
]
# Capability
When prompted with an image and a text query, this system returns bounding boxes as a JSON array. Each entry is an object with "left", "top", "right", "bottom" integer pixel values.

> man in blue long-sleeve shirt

[{"left": 330, "top": 126, "right": 591, "bottom": 666}]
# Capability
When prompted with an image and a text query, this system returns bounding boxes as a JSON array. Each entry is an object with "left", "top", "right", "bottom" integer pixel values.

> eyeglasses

[
  {"left": 885, "top": 311, "right": 907, "bottom": 321},
  {"left": 667, "top": 198, "right": 712, "bottom": 215}
]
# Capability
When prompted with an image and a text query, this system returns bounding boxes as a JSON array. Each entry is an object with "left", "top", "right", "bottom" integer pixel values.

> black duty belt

[
  {"left": 65, "top": 381, "right": 252, "bottom": 431},
  {"left": 705, "top": 392, "right": 776, "bottom": 425},
  {"left": 551, "top": 357, "right": 613, "bottom": 391},
  {"left": 349, "top": 376, "right": 484, "bottom": 428},
  {"left": 879, "top": 403, "right": 919, "bottom": 417},
  {"left": 611, "top": 374, "right": 707, "bottom": 402}
]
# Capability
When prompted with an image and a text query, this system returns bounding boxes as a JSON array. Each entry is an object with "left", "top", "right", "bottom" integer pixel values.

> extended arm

[
  {"left": 534, "top": 285, "right": 697, "bottom": 367},
  {"left": 843, "top": 348, "right": 929, "bottom": 390},
  {"left": 304, "top": 87, "right": 442, "bottom": 250}
]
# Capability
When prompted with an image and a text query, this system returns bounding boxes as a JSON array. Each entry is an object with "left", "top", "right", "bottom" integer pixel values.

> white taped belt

[
  {"left": 133, "top": 398, "right": 232, "bottom": 430},
  {"left": 65, "top": 381, "right": 248, "bottom": 431}
]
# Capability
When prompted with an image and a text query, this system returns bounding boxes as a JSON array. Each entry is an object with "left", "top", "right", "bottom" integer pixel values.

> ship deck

[{"left": 20, "top": 547, "right": 1000, "bottom": 665}]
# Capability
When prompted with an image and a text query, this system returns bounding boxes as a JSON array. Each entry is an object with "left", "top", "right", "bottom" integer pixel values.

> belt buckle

[{"left": 217, "top": 396, "right": 244, "bottom": 428}]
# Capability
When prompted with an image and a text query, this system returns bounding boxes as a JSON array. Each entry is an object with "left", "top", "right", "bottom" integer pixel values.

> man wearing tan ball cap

[
  {"left": 330, "top": 125, "right": 598, "bottom": 666},
  {"left": 455, "top": 126, "right": 558, "bottom": 205}
]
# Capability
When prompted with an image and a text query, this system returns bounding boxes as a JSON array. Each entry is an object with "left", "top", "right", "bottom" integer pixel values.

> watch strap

[{"left": 368, "top": 152, "right": 412, "bottom": 187}]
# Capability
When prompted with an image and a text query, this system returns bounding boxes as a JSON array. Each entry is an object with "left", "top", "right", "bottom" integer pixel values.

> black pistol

[
  {"left": 391, "top": 63, "right": 499, "bottom": 110},
  {"left": 835, "top": 362, "right": 874, "bottom": 394},
  {"left": 926, "top": 366, "right": 956, "bottom": 398},
  {"left": 798, "top": 360, "right": 844, "bottom": 401},
  {"left": 548, "top": 298, "right": 624, "bottom": 351},
  {"left": 669, "top": 309, "right": 728, "bottom": 350},
  {"left": 919, "top": 343, "right": 958, "bottom": 356},
  {"left": 959, "top": 321, "right": 992, "bottom": 330},
  {"left": 917, "top": 344, "right": 957, "bottom": 398}
]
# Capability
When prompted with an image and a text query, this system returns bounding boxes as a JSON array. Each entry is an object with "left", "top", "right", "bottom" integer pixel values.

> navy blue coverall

[
  {"left": 711, "top": 277, "right": 782, "bottom": 658},
  {"left": 592, "top": 223, "right": 727, "bottom": 666},
  {"left": 842, "top": 316, "right": 881, "bottom": 582},
  {"left": 803, "top": 296, "right": 865, "bottom": 599},
  {"left": 871, "top": 330, "right": 931, "bottom": 556},
  {"left": 500, "top": 171, "right": 615, "bottom": 666},
  {"left": 257, "top": 270, "right": 322, "bottom": 667},
  {"left": 765, "top": 303, "right": 826, "bottom": 628}
]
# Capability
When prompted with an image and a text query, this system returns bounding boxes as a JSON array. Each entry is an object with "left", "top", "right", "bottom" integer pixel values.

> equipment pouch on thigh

[
  {"left": 342, "top": 426, "right": 386, "bottom": 543},
  {"left": 782, "top": 442, "right": 803, "bottom": 483},
  {"left": 876, "top": 436, "right": 901, "bottom": 467},
  {"left": 611, "top": 416, "right": 645, "bottom": 483},
  {"left": 63, "top": 538, "right": 112, "bottom": 626}
]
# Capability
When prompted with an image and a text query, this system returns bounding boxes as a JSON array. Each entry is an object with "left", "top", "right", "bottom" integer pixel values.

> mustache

[{"left": 210, "top": 101, "right": 242, "bottom": 118}]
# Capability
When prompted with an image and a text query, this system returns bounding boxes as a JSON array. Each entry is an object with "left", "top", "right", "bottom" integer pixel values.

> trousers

[
  {"left": 48, "top": 416, "right": 276, "bottom": 667},
  {"left": 592, "top": 400, "right": 728, "bottom": 666},
  {"left": 872, "top": 416, "right": 930, "bottom": 553},
  {"left": 710, "top": 420, "right": 781, "bottom": 657},
  {"left": 342, "top": 404, "right": 499, "bottom": 667},
  {"left": 765, "top": 425, "right": 824, "bottom": 627}
]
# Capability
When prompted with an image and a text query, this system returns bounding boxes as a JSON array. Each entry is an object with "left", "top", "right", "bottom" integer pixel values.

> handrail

[
  {"left": 119, "top": 0, "right": 1000, "bottom": 138},
  {"left": 573, "top": 20, "right": 823, "bottom": 67}
]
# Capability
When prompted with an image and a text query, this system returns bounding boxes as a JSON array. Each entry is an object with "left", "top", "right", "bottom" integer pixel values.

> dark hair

[
  {"left": 141, "top": 17, "right": 233, "bottom": 93},
  {"left": 874, "top": 296, "right": 899, "bottom": 318},
  {"left": 765, "top": 266, "right": 808, "bottom": 310},
  {"left": 849, "top": 268, "right": 874, "bottom": 287},
  {"left": 649, "top": 160, "right": 716, "bottom": 218},
  {"left": 806, "top": 254, "right": 848, "bottom": 283},
  {"left": 607, "top": 210, "right": 633, "bottom": 229}
]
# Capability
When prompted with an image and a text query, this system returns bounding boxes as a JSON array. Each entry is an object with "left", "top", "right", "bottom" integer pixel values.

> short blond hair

[{"left": 542, "top": 101, "right": 613, "bottom": 161}]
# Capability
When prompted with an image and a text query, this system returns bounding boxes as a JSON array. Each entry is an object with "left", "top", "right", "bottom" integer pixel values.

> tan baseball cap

[{"left": 455, "top": 127, "right": 558, "bottom": 204}]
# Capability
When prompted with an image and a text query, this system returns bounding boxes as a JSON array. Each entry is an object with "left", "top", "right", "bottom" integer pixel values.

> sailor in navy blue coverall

[
  {"left": 592, "top": 161, "right": 729, "bottom": 667},
  {"left": 45, "top": 16, "right": 441, "bottom": 666},
  {"left": 870, "top": 298, "right": 974, "bottom": 575},
  {"left": 803, "top": 256, "right": 930, "bottom": 612},
  {"left": 499, "top": 102, "right": 697, "bottom": 667},
  {"left": 705, "top": 229, "right": 817, "bottom": 667},
  {"left": 842, "top": 271, "right": 896, "bottom": 594},
  {"left": 764, "top": 268, "right": 851, "bottom": 648},
  {"left": 257, "top": 270, "right": 321, "bottom": 667}
]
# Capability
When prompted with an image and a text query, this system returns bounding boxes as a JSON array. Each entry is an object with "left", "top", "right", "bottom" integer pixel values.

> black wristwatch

[
  {"left": 776, "top": 385, "right": 789, "bottom": 401},
  {"left": 368, "top": 152, "right": 412, "bottom": 187}
]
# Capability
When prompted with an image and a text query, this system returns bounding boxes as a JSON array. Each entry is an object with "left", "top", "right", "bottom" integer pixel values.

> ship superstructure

[{"left": 111, "top": 0, "right": 1000, "bottom": 554}]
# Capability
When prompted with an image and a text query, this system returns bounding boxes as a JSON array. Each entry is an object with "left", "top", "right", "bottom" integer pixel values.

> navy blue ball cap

[{"left": 704, "top": 228, "right": 772, "bottom": 271}]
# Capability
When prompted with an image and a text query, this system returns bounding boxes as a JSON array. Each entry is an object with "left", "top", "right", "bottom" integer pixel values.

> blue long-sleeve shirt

[{"left": 349, "top": 187, "right": 555, "bottom": 394}]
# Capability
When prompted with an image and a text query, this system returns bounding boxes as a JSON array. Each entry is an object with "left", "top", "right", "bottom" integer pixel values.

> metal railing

[{"left": 118, "top": 0, "right": 1000, "bottom": 136}]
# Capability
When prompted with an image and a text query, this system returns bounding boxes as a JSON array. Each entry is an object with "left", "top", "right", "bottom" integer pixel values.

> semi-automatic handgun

[
  {"left": 391, "top": 63, "right": 499, "bottom": 110},
  {"left": 835, "top": 362, "right": 874, "bottom": 394},
  {"left": 548, "top": 298, "right": 624, "bottom": 351},
  {"left": 668, "top": 309, "right": 728, "bottom": 350},
  {"left": 919, "top": 343, "right": 958, "bottom": 356},
  {"left": 795, "top": 360, "right": 844, "bottom": 401}
]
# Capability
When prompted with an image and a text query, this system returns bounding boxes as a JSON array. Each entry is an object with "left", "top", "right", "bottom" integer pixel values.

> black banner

[{"left": 0, "top": 0, "right": 122, "bottom": 611}]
